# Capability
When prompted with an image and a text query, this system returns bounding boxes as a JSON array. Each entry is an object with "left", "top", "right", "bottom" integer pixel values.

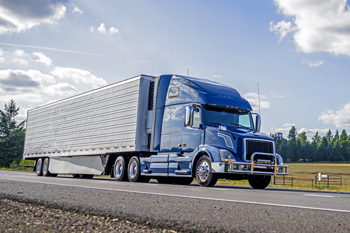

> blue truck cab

[{"left": 142, "top": 74, "right": 288, "bottom": 189}]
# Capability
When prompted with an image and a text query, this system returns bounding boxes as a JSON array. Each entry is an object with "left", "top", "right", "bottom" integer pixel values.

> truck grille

[{"left": 245, "top": 139, "right": 274, "bottom": 161}]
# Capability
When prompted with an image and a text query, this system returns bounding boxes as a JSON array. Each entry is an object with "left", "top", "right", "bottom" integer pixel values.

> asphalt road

[{"left": 0, "top": 170, "right": 349, "bottom": 232}]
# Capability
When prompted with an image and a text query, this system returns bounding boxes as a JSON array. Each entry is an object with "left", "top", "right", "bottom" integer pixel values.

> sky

[{"left": 1, "top": 0, "right": 350, "bottom": 140}]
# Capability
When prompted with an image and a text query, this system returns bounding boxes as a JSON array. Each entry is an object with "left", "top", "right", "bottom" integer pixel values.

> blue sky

[{"left": 1, "top": 0, "right": 350, "bottom": 139}]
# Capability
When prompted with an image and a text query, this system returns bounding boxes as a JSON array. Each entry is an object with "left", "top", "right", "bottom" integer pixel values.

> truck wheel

[
  {"left": 42, "top": 158, "right": 51, "bottom": 176},
  {"left": 36, "top": 158, "right": 43, "bottom": 176},
  {"left": 248, "top": 175, "right": 271, "bottom": 189},
  {"left": 127, "top": 156, "right": 149, "bottom": 182},
  {"left": 195, "top": 155, "right": 218, "bottom": 187},
  {"left": 173, "top": 177, "right": 193, "bottom": 185},
  {"left": 114, "top": 156, "right": 128, "bottom": 181}
]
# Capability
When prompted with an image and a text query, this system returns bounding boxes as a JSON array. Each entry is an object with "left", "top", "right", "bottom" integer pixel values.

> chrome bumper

[{"left": 218, "top": 152, "right": 288, "bottom": 176}]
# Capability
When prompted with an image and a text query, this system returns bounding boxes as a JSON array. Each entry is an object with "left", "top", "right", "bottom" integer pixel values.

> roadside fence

[
  {"left": 273, "top": 175, "right": 293, "bottom": 186},
  {"left": 313, "top": 175, "right": 342, "bottom": 187}
]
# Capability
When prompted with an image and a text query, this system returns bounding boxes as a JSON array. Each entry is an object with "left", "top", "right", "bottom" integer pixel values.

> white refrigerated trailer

[{"left": 23, "top": 75, "right": 155, "bottom": 178}]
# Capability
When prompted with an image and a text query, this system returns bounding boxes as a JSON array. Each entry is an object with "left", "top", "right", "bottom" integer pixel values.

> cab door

[{"left": 169, "top": 105, "right": 203, "bottom": 175}]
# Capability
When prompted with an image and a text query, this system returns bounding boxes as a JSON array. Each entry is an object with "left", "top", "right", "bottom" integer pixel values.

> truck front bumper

[{"left": 211, "top": 153, "right": 288, "bottom": 176}]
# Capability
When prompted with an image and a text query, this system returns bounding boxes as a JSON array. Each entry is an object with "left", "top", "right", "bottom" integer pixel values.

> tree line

[
  {"left": 0, "top": 100, "right": 25, "bottom": 167},
  {"left": 274, "top": 126, "right": 350, "bottom": 162}
]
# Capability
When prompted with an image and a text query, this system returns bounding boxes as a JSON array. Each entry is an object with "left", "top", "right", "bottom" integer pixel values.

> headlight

[{"left": 219, "top": 149, "right": 235, "bottom": 162}]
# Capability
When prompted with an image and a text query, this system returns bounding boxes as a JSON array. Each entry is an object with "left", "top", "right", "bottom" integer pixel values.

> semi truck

[{"left": 23, "top": 74, "right": 288, "bottom": 189}]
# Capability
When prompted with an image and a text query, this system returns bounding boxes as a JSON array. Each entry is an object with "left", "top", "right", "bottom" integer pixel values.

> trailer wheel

[
  {"left": 195, "top": 155, "right": 218, "bottom": 187},
  {"left": 36, "top": 158, "right": 43, "bottom": 176},
  {"left": 173, "top": 177, "right": 193, "bottom": 185},
  {"left": 114, "top": 156, "right": 128, "bottom": 181},
  {"left": 42, "top": 158, "right": 51, "bottom": 177},
  {"left": 248, "top": 175, "right": 271, "bottom": 189},
  {"left": 127, "top": 156, "right": 149, "bottom": 182}
]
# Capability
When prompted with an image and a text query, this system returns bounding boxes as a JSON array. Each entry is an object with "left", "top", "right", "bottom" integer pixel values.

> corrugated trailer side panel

[{"left": 23, "top": 75, "right": 154, "bottom": 159}]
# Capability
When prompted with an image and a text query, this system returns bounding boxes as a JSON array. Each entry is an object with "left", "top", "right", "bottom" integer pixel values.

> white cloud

[
  {"left": 243, "top": 93, "right": 270, "bottom": 111},
  {"left": 91, "top": 23, "right": 120, "bottom": 35},
  {"left": 51, "top": 67, "right": 107, "bottom": 88},
  {"left": 12, "top": 49, "right": 32, "bottom": 65},
  {"left": 72, "top": 4, "right": 83, "bottom": 14},
  {"left": 2, "top": 49, "right": 54, "bottom": 67},
  {"left": 0, "top": 49, "right": 5, "bottom": 63},
  {"left": 32, "top": 52, "right": 52, "bottom": 66},
  {"left": 272, "top": 0, "right": 350, "bottom": 55},
  {"left": 109, "top": 27, "right": 119, "bottom": 34},
  {"left": 319, "top": 103, "right": 350, "bottom": 128},
  {"left": 283, "top": 123, "right": 296, "bottom": 128},
  {"left": 270, "top": 20, "right": 295, "bottom": 42},
  {"left": 0, "top": 1, "right": 66, "bottom": 34},
  {"left": 97, "top": 23, "right": 107, "bottom": 33},
  {"left": 44, "top": 82, "right": 79, "bottom": 96},
  {"left": 301, "top": 60, "right": 325, "bottom": 67},
  {"left": 0, "top": 49, "right": 108, "bottom": 121}
]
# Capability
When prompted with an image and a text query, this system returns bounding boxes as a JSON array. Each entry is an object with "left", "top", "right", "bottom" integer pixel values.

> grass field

[
  {"left": 217, "top": 163, "right": 350, "bottom": 192},
  {"left": 278, "top": 163, "right": 350, "bottom": 191},
  {"left": 3, "top": 162, "right": 350, "bottom": 192}
]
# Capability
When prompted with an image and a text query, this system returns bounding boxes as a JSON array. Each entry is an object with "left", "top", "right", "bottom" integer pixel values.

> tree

[
  {"left": 340, "top": 130, "right": 348, "bottom": 141},
  {"left": 312, "top": 131, "right": 321, "bottom": 144},
  {"left": 287, "top": 126, "right": 297, "bottom": 141},
  {"left": 325, "top": 130, "right": 333, "bottom": 142},
  {"left": 297, "top": 132, "right": 307, "bottom": 145},
  {"left": 0, "top": 100, "right": 25, "bottom": 167}
]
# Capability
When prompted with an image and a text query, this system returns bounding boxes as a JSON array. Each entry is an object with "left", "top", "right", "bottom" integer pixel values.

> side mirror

[
  {"left": 252, "top": 113, "right": 261, "bottom": 132},
  {"left": 185, "top": 105, "right": 193, "bottom": 126}
]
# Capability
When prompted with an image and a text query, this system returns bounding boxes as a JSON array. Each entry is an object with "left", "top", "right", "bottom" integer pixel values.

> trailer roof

[{"left": 28, "top": 74, "right": 155, "bottom": 113}]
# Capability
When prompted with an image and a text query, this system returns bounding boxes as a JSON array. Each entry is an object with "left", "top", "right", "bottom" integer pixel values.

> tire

[
  {"left": 42, "top": 158, "right": 51, "bottom": 177},
  {"left": 173, "top": 177, "right": 193, "bottom": 185},
  {"left": 127, "top": 156, "right": 149, "bottom": 182},
  {"left": 195, "top": 155, "right": 218, "bottom": 187},
  {"left": 72, "top": 174, "right": 80, "bottom": 178},
  {"left": 114, "top": 156, "right": 128, "bottom": 181},
  {"left": 156, "top": 177, "right": 174, "bottom": 184},
  {"left": 248, "top": 175, "right": 271, "bottom": 189},
  {"left": 36, "top": 158, "right": 43, "bottom": 176}
]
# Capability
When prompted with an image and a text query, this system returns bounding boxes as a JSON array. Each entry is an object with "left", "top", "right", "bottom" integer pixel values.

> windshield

[{"left": 202, "top": 105, "right": 253, "bottom": 130}]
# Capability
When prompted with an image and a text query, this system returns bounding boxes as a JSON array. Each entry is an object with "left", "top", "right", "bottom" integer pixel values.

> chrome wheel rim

[
  {"left": 115, "top": 161, "right": 123, "bottom": 177},
  {"left": 36, "top": 160, "right": 42, "bottom": 173},
  {"left": 129, "top": 160, "right": 137, "bottom": 178},
  {"left": 197, "top": 160, "right": 210, "bottom": 182},
  {"left": 43, "top": 160, "right": 48, "bottom": 173}
]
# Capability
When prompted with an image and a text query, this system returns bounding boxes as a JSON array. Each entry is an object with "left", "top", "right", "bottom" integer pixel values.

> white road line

[
  {"left": 1, "top": 177, "right": 350, "bottom": 214},
  {"left": 304, "top": 194, "right": 335, "bottom": 198}
]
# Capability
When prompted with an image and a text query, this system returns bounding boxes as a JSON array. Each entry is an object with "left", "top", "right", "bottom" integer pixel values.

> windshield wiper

[{"left": 230, "top": 122, "right": 250, "bottom": 129}]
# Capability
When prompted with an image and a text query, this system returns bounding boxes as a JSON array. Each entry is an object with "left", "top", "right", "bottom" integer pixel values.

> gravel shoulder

[{"left": 0, "top": 196, "right": 176, "bottom": 233}]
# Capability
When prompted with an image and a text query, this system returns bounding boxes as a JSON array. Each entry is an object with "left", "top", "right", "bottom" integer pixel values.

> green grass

[{"left": 217, "top": 162, "right": 350, "bottom": 192}]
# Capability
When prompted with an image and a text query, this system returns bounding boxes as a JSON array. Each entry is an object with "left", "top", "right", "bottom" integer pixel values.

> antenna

[
  {"left": 187, "top": 69, "right": 190, "bottom": 77},
  {"left": 257, "top": 82, "right": 261, "bottom": 115}
]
